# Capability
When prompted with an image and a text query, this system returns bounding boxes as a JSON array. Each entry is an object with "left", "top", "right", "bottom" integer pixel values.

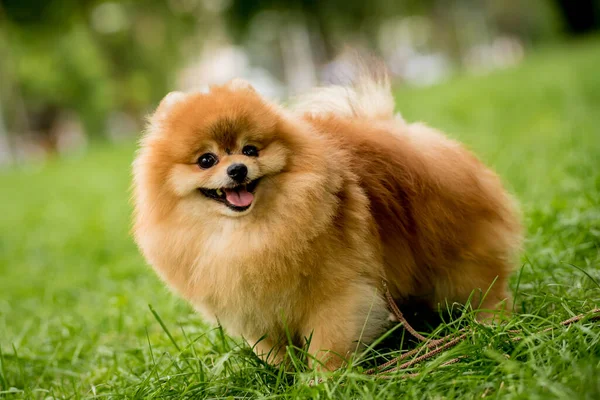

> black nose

[{"left": 227, "top": 163, "right": 248, "bottom": 182}]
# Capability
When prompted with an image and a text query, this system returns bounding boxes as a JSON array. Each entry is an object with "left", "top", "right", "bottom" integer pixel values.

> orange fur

[{"left": 132, "top": 73, "right": 522, "bottom": 371}]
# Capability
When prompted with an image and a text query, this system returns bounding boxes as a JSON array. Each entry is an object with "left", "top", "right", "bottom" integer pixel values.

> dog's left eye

[{"left": 242, "top": 145, "right": 259, "bottom": 157}]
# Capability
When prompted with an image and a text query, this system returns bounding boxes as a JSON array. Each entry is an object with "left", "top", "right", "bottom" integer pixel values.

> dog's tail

[{"left": 290, "top": 57, "right": 396, "bottom": 121}]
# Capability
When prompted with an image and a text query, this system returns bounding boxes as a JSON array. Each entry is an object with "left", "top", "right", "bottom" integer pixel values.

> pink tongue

[{"left": 224, "top": 188, "right": 254, "bottom": 207}]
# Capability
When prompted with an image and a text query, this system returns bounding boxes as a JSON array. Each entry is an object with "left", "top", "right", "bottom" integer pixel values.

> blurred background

[{"left": 0, "top": 0, "right": 598, "bottom": 165}]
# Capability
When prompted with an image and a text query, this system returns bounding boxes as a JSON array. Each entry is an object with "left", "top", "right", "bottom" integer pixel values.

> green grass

[{"left": 1, "top": 37, "right": 600, "bottom": 399}]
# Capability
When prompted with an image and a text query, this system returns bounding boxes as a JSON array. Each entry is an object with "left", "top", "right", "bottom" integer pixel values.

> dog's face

[{"left": 139, "top": 81, "right": 291, "bottom": 218}]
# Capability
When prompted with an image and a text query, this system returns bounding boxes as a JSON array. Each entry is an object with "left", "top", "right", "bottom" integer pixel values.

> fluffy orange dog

[{"left": 132, "top": 69, "right": 522, "bottom": 370}]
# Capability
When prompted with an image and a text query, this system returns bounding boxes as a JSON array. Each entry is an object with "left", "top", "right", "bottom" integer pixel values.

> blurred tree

[
  {"left": 224, "top": 0, "right": 563, "bottom": 64},
  {"left": 554, "top": 0, "right": 600, "bottom": 34},
  {"left": 225, "top": 0, "right": 410, "bottom": 62},
  {"left": 0, "top": 0, "right": 198, "bottom": 153}
]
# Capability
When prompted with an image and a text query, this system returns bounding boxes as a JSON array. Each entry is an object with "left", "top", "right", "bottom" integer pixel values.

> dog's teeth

[{"left": 216, "top": 189, "right": 223, "bottom": 196}]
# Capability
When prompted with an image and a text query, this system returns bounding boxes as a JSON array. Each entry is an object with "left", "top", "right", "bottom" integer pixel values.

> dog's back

[{"left": 293, "top": 66, "right": 522, "bottom": 316}]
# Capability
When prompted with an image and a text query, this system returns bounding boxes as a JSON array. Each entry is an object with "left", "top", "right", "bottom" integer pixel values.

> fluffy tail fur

[{"left": 290, "top": 58, "right": 396, "bottom": 120}]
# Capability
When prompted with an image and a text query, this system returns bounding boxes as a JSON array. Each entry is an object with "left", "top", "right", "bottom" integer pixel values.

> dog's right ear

[
  {"left": 146, "top": 91, "right": 187, "bottom": 135},
  {"left": 154, "top": 91, "right": 187, "bottom": 118}
]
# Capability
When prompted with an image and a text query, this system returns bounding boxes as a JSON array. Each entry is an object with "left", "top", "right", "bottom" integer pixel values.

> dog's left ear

[{"left": 225, "top": 78, "right": 256, "bottom": 92}]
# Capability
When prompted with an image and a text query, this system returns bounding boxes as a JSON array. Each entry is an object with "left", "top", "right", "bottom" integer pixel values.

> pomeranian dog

[{"left": 132, "top": 67, "right": 522, "bottom": 371}]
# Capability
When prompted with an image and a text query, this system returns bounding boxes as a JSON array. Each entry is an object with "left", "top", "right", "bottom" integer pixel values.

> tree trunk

[{"left": 0, "top": 94, "right": 13, "bottom": 165}]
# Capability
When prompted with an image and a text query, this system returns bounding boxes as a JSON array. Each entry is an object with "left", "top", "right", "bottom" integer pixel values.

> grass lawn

[{"left": 1, "top": 37, "right": 600, "bottom": 399}]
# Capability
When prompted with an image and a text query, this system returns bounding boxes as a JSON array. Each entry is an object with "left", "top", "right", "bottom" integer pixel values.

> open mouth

[{"left": 198, "top": 179, "right": 260, "bottom": 212}]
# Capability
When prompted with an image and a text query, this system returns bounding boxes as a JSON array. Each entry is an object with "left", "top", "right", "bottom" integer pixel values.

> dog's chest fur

[{"left": 180, "top": 219, "right": 319, "bottom": 337}]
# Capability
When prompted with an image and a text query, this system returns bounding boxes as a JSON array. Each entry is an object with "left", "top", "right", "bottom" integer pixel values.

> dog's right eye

[{"left": 197, "top": 153, "right": 218, "bottom": 169}]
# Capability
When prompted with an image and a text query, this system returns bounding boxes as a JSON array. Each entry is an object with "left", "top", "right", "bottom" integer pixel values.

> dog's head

[{"left": 135, "top": 80, "right": 294, "bottom": 219}]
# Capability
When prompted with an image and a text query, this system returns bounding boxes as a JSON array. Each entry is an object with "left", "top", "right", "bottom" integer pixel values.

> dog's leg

[
  {"left": 433, "top": 259, "right": 513, "bottom": 322},
  {"left": 475, "top": 285, "right": 513, "bottom": 322},
  {"left": 301, "top": 282, "right": 389, "bottom": 371},
  {"left": 248, "top": 336, "right": 286, "bottom": 366}
]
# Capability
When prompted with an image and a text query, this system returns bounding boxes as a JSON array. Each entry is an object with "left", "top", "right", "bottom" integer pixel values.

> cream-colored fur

[{"left": 290, "top": 67, "right": 395, "bottom": 121}]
